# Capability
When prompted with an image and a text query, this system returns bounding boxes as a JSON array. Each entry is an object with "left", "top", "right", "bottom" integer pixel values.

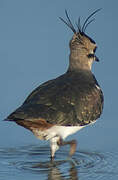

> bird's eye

[{"left": 87, "top": 54, "right": 95, "bottom": 58}]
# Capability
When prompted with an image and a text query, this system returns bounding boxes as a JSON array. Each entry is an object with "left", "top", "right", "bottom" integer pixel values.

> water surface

[{"left": 0, "top": 144, "right": 118, "bottom": 180}]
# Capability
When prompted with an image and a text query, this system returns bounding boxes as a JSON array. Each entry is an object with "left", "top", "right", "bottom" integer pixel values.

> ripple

[{"left": 0, "top": 145, "right": 118, "bottom": 179}]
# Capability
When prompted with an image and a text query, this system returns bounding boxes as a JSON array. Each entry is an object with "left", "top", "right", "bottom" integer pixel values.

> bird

[{"left": 5, "top": 9, "right": 104, "bottom": 161}]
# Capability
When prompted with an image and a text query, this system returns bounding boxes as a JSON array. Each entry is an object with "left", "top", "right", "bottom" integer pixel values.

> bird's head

[{"left": 60, "top": 9, "right": 101, "bottom": 71}]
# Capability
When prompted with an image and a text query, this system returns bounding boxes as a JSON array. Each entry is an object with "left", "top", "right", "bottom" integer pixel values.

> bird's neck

[{"left": 68, "top": 51, "right": 92, "bottom": 72}]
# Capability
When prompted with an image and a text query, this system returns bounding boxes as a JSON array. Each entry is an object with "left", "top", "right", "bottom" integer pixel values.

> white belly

[
  {"left": 45, "top": 125, "right": 84, "bottom": 140},
  {"left": 33, "top": 121, "right": 96, "bottom": 141}
]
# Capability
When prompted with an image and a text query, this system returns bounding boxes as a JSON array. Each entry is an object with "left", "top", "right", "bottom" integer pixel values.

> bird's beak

[{"left": 95, "top": 56, "right": 99, "bottom": 62}]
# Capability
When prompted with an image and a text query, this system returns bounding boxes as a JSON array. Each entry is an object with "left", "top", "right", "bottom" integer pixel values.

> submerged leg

[
  {"left": 50, "top": 136, "right": 60, "bottom": 161},
  {"left": 57, "top": 138, "right": 77, "bottom": 156}
]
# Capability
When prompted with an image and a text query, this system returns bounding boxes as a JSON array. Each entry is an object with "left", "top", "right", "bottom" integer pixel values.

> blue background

[{"left": 0, "top": 0, "right": 117, "bottom": 152}]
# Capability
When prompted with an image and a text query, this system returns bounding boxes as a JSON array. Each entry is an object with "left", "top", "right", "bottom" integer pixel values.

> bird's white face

[{"left": 69, "top": 33, "right": 99, "bottom": 71}]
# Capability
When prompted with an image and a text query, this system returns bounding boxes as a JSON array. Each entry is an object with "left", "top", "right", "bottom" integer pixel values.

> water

[{"left": 0, "top": 144, "right": 118, "bottom": 180}]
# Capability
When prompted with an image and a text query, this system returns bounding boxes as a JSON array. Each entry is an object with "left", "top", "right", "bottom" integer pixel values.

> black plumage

[{"left": 7, "top": 70, "right": 103, "bottom": 127}]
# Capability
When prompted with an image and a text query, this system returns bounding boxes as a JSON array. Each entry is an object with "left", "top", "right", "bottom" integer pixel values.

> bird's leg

[
  {"left": 69, "top": 140, "right": 77, "bottom": 156},
  {"left": 57, "top": 138, "right": 77, "bottom": 156},
  {"left": 50, "top": 136, "right": 60, "bottom": 161}
]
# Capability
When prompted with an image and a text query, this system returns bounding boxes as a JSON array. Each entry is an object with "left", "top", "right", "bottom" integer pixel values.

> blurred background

[{"left": 0, "top": 0, "right": 117, "bottom": 153}]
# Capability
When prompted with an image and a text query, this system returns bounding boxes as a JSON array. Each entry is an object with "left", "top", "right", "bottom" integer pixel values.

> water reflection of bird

[
  {"left": 32, "top": 160, "right": 78, "bottom": 180},
  {"left": 48, "top": 163, "right": 78, "bottom": 180},
  {"left": 5, "top": 10, "right": 104, "bottom": 160}
]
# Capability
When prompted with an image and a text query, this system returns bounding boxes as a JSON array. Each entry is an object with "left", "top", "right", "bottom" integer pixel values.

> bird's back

[{"left": 7, "top": 70, "right": 103, "bottom": 127}]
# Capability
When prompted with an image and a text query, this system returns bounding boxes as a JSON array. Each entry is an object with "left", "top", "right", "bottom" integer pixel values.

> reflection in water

[
  {"left": 0, "top": 145, "right": 118, "bottom": 180},
  {"left": 48, "top": 167, "right": 63, "bottom": 180},
  {"left": 48, "top": 163, "right": 78, "bottom": 180}
]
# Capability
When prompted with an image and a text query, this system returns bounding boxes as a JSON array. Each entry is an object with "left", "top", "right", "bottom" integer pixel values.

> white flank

[
  {"left": 45, "top": 125, "right": 84, "bottom": 140},
  {"left": 34, "top": 122, "right": 96, "bottom": 141}
]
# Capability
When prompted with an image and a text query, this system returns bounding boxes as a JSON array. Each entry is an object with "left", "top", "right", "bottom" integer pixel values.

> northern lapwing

[{"left": 5, "top": 9, "right": 104, "bottom": 160}]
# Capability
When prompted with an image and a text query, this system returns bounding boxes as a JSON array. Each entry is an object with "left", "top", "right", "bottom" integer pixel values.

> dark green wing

[{"left": 7, "top": 71, "right": 104, "bottom": 126}]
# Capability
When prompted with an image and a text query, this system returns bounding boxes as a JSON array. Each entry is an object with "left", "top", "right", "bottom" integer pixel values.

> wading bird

[{"left": 5, "top": 9, "right": 104, "bottom": 160}]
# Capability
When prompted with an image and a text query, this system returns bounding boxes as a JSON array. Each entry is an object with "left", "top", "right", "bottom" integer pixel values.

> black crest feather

[
  {"left": 59, "top": 9, "right": 102, "bottom": 34},
  {"left": 59, "top": 10, "right": 76, "bottom": 33}
]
